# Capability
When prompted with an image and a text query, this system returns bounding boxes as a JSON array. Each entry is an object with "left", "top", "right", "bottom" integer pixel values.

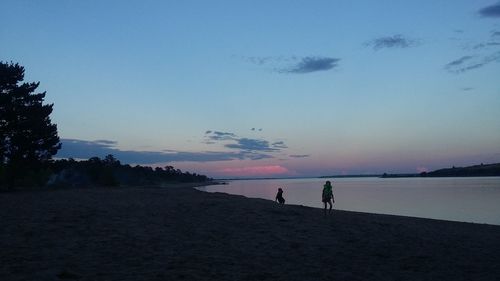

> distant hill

[
  {"left": 421, "top": 163, "right": 500, "bottom": 177},
  {"left": 323, "top": 163, "right": 500, "bottom": 179}
]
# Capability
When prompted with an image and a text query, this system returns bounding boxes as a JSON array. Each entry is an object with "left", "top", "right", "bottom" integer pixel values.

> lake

[{"left": 198, "top": 177, "right": 500, "bottom": 225}]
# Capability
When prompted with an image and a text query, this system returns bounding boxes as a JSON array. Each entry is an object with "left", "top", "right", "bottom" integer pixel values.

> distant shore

[
  {"left": 321, "top": 162, "right": 500, "bottom": 178},
  {"left": 1, "top": 186, "right": 499, "bottom": 280}
]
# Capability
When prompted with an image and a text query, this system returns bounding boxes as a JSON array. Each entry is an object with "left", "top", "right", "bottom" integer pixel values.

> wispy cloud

[
  {"left": 478, "top": 2, "right": 500, "bottom": 18},
  {"left": 204, "top": 130, "right": 291, "bottom": 157},
  {"left": 447, "top": 62, "right": 484, "bottom": 73},
  {"left": 472, "top": 42, "right": 500, "bottom": 49},
  {"left": 289, "top": 154, "right": 310, "bottom": 158},
  {"left": 445, "top": 56, "right": 474, "bottom": 68},
  {"left": 243, "top": 56, "right": 273, "bottom": 65},
  {"left": 461, "top": 87, "right": 474, "bottom": 91},
  {"left": 240, "top": 55, "right": 340, "bottom": 74},
  {"left": 271, "top": 141, "right": 288, "bottom": 149},
  {"left": 205, "top": 131, "right": 237, "bottom": 141},
  {"left": 94, "top": 139, "right": 117, "bottom": 145},
  {"left": 365, "top": 34, "right": 419, "bottom": 50},
  {"left": 240, "top": 55, "right": 297, "bottom": 66},
  {"left": 281, "top": 57, "right": 340, "bottom": 74},
  {"left": 445, "top": 51, "right": 500, "bottom": 73},
  {"left": 492, "top": 30, "right": 500, "bottom": 37},
  {"left": 225, "top": 138, "right": 279, "bottom": 152}
]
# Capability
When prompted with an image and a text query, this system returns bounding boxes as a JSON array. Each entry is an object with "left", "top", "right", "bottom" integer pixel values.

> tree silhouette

[
  {"left": 48, "top": 155, "right": 211, "bottom": 187},
  {"left": 0, "top": 62, "right": 61, "bottom": 187}
]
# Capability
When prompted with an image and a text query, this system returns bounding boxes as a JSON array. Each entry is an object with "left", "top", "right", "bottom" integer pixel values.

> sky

[{"left": 1, "top": 0, "right": 500, "bottom": 178}]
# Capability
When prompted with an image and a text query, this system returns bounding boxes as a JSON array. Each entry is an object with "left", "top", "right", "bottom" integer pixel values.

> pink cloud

[
  {"left": 416, "top": 166, "right": 428, "bottom": 173},
  {"left": 219, "top": 165, "right": 289, "bottom": 177}
]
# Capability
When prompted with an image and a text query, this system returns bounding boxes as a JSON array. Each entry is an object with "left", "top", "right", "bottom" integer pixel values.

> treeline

[
  {"left": 420, "top": 163, "right": 500, "bottom": 177},
  {"left": 47, "top": 154, "right": 212, "bottom": 187},
  {"left": 0, "top": 154, "right": 212, "bottom": 189},
  {"left": 379, "top": 163, "right": 500, "bottom": 178}
]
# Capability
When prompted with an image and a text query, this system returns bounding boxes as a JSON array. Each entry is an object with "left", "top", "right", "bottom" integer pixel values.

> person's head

[
  {"left": 278, "top": 188, "right": 283, "bottom": 192},
  {"left": 326, "top": 181, "right": 331, "bottom": 186}
]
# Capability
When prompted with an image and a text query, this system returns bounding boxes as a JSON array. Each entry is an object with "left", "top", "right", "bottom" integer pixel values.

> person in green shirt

[{"left": 322, "top": 181, "right": 334, "bottom": 215}]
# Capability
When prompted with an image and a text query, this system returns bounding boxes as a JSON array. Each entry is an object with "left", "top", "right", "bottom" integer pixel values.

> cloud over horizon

[
  {"left": 57, "top": 139, "right": 273, "bottom": 164},
  {"left": 225, "top": 138, "right": 279, "bottom": 152},
  {"left": 204, "top": 130, "right": 288, "bottom": 153},
  {"left": 479, "top": 2, "right": 500, "bottom": 18},
  {"left": 365, "top": 34, "right": 418, "bottom": 50}
]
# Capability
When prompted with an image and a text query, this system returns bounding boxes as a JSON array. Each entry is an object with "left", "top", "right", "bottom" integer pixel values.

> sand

[{"left": 1, "top": 185, "right": 500, "bottom": 281}]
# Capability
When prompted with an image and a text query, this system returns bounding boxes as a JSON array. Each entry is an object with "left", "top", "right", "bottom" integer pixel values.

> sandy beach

[{"left": 1, "top": 185, "right": 500, "bottom": 281}]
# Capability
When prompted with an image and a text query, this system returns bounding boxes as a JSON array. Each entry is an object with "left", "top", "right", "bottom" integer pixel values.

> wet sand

[{"left": 1, "top": 186, "right": 499, "bottom": 280}]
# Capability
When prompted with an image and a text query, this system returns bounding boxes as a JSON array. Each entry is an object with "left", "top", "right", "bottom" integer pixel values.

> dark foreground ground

[{"left": 1, "top": 186, "right": 500, "bottom": 281}]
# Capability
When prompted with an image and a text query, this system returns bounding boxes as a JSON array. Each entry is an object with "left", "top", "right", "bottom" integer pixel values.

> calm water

[{"left": 198, "top": 177, "right": 500, "bottom": 225}]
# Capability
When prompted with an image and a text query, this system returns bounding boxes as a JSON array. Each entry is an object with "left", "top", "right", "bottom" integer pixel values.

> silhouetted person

[
  {"left": 275, "top": 188, "right": 285, "bottom": 204},
  {"left": 322, "top": 181, "right": 334, "bottom": 215}
]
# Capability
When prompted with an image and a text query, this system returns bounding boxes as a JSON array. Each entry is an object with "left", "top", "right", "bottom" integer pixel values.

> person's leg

[
  {"left": 328, "top": 200, "right": 333, "bottom": 214},
  {"left": 323, "top": 202, "right": 327, "bottom": 215}
]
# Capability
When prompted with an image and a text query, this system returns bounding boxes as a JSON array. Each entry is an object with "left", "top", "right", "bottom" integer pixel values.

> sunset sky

[{"left": 1, "top": 0, "right": 500, "bottom": 178}]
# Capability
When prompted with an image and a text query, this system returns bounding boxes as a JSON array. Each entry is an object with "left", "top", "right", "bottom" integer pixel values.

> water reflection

[{"left": 198, "top": 177, "right": 500, "bottom": 225}]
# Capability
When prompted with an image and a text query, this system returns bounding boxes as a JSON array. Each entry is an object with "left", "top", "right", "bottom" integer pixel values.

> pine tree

[{"left": 0, "top": 62, "right": 61, "bottom": 187}]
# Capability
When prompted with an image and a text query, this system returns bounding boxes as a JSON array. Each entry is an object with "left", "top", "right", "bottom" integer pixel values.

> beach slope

[{"left": 1, "top": 187, "right": 499, "bottom": 280}]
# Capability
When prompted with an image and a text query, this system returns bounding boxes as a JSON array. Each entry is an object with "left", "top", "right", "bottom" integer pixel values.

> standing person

[
  {"left": 322, "top": 181, "right": 334, "bottom": 215},
  {"left": 275, "top": 188, "right": 285, "bottom": 204}
]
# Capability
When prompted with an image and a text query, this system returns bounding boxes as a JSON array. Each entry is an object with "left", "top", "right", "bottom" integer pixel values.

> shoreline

[
  {"left": 199, "top": 177, "right": 500, "bottom": 226},
  {"left": 0, "top": 180, "right": 219, "bottom": 193},
  {"left": 1, "top": 186, "right": 499, "bottom": 280},
  {"left": 197, "top": 186, "right": 500, "bottom": 226}
]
